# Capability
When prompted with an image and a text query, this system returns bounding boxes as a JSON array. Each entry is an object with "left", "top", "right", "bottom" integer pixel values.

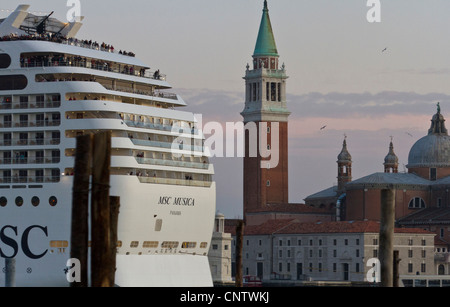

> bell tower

[
  {"left": 241, "top": 0, "right": 290, "bottom": 215},
  {"left": 337, "top": 137, "right": 352, "bottom": 192}
]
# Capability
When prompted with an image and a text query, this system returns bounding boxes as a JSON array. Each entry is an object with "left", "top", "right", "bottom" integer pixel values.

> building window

[
  {"left": 408, "top": 250, "right": 413, "bottom": 258},
  {"left": 408, "top": 197, "right": 425, "bottom": 208},
  {"left": 408, "top": 263, "right": 413, "bottom": 273},
  {"left": 437, "top": 198, "right": 442, "bottom": 208},
  {"left": 421, "top": 263, "right": 426, "bottom": 273},
  {"left": 266, "top": 180, "right": 270, "bottom": 187},
  {"left": 441, "top": 228, "right": 445, "bottom": 238},
  {"left": 430, "top": 168, "right": 437, "bottom": 181}
]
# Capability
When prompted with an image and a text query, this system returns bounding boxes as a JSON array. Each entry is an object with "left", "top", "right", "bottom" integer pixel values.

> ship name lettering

[
  {"left": 0, "top": 225, "right": 48, "bottom": 259},
  {"left": 158, "top": 196, "right": 172, "bottom": 205},
  {"left": 173, "top": 197, "right": 195, "bottom": 206}
]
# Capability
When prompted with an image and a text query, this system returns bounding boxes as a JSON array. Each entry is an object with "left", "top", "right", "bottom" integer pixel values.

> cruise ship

[{"left": 0, "top": 5, "right": 216, "bottom": 286}]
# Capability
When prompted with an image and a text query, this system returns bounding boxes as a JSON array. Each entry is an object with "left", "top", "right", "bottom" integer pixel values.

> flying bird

[
  {"left": 382, "top": 47, "right": 387, "bottom": 53},
  {"left": 405, "top": 132, "right": 413, "bottom": 137},
  {"left": 320, "top": 125, "right": 327, "bottom": 130}
]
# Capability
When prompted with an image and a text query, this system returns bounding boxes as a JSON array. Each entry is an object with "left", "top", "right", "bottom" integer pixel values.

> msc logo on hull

[{"left": 0, "top": 225, "right": 48, "bottom": 259}]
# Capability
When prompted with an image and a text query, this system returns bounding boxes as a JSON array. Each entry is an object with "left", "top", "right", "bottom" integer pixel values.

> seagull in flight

[
  {"left": 320, "top": 125, "right": 327, "bottom": 130},
  {"left": 382, "top": 47, "right": 387, "bottom": 53},
  {"left": 405, "top": 132, "right": 413, "bottom": 137}
]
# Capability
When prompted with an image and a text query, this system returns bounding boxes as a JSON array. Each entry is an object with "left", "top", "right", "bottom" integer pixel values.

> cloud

[{"left": 173, "top": 88, "right": 447, "bottom": 217}]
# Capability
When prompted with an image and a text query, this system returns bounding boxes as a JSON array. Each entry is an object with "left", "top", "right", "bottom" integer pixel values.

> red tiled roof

[
  {"left": 245, "top": 203, "right": 332, "bottom": 214},
  {"left": 226, "top": 219, "right": 434, "bottom": 236}
]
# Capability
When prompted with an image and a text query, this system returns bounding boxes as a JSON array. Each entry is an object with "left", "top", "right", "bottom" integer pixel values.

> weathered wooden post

[
  {"left": 70, "top": 134, "right": 93, "bottom": 287},
  {"left": 393, "top": 250, "right": 400, "bottom": 287},
  {"left": 108, "top": 196, "right": 120, "bottom": 286},
  {"left": 235, "top": 220, "right": 244, "bottom": 287},
  {"left": 379, "top": 188, "right": 395, "bottom": 287},
  {"left": 5, "top": 258, "right": 15, "bottom": 287},
  {"left": 90, "top": 131, "right": 112, "bottom": 287}
]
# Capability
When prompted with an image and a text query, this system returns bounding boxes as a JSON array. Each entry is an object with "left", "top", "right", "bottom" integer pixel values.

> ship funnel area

[{"left": 0, "top": 4, "right": 83, "bottom": 38}]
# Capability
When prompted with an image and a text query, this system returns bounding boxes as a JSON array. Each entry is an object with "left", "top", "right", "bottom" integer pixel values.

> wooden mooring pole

[
  {"left": 90, "top": 131, "right": 112, "bottom": 287},
  {"left": 108, "top": 196, "right": 120, "bottom": 286},
  {"left": 70, "top": 134, "right": 93, "bottom": 287},
  {"left": 379, "top": 188, "right": 395, "bottom": 287},
  {"left": 235, "top": 220, "right": 244, "bottom": 287}
]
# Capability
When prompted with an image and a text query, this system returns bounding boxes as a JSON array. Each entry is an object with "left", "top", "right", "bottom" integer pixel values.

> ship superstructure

[{"left": 0, "top": 5, "right": 216, "bottom": 286}]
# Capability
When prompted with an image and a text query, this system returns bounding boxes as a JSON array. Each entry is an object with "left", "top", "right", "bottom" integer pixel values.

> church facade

[{"left": 305, "top": 105, "right": 450, "bottom": 249}]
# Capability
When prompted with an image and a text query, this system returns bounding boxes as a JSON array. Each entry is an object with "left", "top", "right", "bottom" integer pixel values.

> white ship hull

[
  {"left": 0, "top": 5, "right": 216, "bottom": 287},
  {"left": 0, "top": 177, "right": 215, "bottom": 287}
]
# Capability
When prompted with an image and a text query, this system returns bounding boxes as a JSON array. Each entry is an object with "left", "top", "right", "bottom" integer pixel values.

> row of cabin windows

[{"left": 0, "top": 195, "right": 57, "bottom": 207}]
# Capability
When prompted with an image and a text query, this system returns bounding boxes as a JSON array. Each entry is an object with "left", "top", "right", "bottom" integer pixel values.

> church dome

[
  {"left": 407, "top": 104, "right": 450, "bottom": 168},
  {"left": 337, "top": 138, "right": 351, "bottom": 162},
  {"left": 384, "top": 141, "right": 398, "bottom": 165}
]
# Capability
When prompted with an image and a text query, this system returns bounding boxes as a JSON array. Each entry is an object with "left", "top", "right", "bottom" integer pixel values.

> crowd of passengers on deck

[
  {"left": 0, "top": 33, "right": 135, "bottom": 56},
  {"left": 21, "top": 54, "right": 149, "bottom": 77}
]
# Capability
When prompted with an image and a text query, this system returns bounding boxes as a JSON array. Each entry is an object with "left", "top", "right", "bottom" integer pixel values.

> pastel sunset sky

[{"left": 5, "top": 0, "right": 450, "bottom": 217}]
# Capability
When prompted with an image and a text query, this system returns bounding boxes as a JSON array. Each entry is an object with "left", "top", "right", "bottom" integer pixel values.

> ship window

[
  {"left": 130, "top": 241, "right": 139, "bottom": 248},
  {"left": 49, "top": 196, "right": 57, "bottom": 206},
  {"left": 143, "top": 241, "right": 158, "bottom": 248},
  {"left": 0, "top": 197, "right": 6, "bottom": 207},
  {"left": 31, "top": 196, "right": 40, "bottom": 207},
  {"left": 50, "top": 240, "right": 68, "bottom": 248},
  {"left": 200, "top": 242, "right": 208, "bottom": 248},
  {"left": 0, "top": 75, "right": 28, "bottom": 91},
  {"left": 15, "top": 196, "right": 23, "bottom": 207},
  {"left": 0, "top": 54, "right": 11, "bottom": 69},
  {"left": 181, "top": 242, "right": 196, "bottom": 249},
  {"left": 161, "top": 241, "right": 178, "bottom": 248}
]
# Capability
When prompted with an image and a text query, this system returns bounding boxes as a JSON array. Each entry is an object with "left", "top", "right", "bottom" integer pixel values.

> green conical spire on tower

[{"left": 253, "top": 0, "right": 278, "bottom": 57}]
